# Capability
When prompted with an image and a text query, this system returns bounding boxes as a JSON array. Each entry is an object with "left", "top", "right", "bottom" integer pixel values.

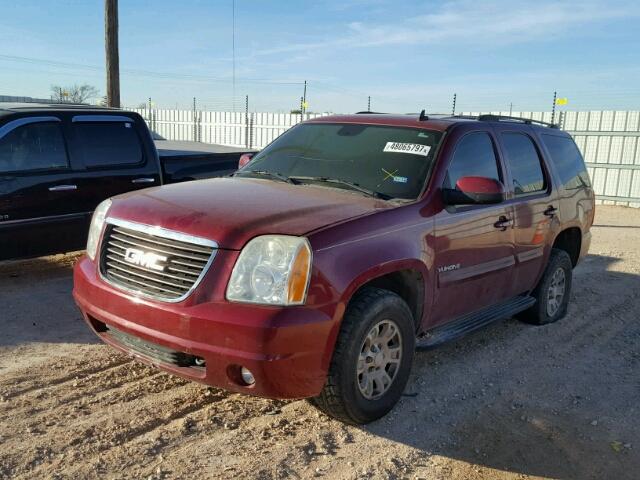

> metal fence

[
  {"left": 134, "top": 108, "right": 640, "bottom": 207},
  {"left": 132, "top": 108, "right": 327, "bottom": 149}
]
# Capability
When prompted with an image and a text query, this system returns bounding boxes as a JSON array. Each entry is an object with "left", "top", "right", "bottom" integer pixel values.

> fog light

[{"left": 240, "top": 367, "right": 255, "bottom": 385}]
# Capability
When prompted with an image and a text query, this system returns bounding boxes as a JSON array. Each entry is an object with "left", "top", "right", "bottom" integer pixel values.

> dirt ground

[{"left": 0, "top": 205, "right": 638, "bottom": 480}]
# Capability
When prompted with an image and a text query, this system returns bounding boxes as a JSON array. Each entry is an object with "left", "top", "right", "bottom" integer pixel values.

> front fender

[{"left": 308, "top": 209, "right": 436, "bottom": 371}]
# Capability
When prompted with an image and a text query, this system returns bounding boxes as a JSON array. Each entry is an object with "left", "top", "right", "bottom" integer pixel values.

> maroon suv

[{"left": 73, "top": 113, "right": 594, "bottom": 424}]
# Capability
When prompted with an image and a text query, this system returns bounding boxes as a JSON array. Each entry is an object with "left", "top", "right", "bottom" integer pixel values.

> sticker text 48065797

[{"left": 383, "top": 142, "right": 431, "bottom": 157}]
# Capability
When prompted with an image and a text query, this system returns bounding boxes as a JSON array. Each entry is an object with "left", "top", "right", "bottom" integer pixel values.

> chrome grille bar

[{"left": 99, "top": 217, "right": 218, "bottom": 302}]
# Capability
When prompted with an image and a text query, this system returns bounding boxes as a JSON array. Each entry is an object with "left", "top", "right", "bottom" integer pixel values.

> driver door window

[{"left": 444, "top": 132, "right": 501, "bottom": 189}]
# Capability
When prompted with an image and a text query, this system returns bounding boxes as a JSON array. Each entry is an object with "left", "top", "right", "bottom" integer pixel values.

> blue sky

[{"left": 1, "top": 0, "right": 639, "bottom": 113}]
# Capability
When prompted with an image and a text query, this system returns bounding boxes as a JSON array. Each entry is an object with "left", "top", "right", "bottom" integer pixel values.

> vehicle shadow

[
  {"left": 0, "top": 252, "right": 98, "bottom": 346},
  {"left": 592, "top": 224, "right": 640, "bottom": 229},
  {"left": 361, "top": 253, "right": 640, "bottom": 479}
]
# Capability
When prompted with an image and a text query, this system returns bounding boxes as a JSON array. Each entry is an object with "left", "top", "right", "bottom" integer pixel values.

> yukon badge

[
  {"left": 438, "top": 263, "right": 461, "bottom": 273},
  {"left": 124, "top": 248, "right": 167, "bottom": 272}
]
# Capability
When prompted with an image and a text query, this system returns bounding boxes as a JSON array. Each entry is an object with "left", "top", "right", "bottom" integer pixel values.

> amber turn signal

[{"left": 287, "top": 243, "right": 311, "bottom": 304}]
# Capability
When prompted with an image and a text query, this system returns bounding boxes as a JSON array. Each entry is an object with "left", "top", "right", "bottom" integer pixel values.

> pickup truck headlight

[
  {"left": 226, "top": 235, "right": 312, "bottom": 305},
  {"left": 86, "top": 199, "right": 112, "bottom": 261}
]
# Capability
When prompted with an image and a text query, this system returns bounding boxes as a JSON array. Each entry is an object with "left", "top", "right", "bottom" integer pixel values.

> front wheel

[{"left": 310, "top": 287, "right": 415, "bottom": 424}]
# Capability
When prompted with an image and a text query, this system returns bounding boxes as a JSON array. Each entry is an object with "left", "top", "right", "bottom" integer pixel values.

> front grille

[
  {"left": 100, "top": 218, "right": 217, "bottom": 302},
  {"left": 104, "top": 323, "right": 205, "bottom": 368}
]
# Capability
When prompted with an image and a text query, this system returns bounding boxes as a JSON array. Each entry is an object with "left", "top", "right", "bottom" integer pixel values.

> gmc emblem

[{"left": 124, "top": 248, "right": 167, "bottom": 272}]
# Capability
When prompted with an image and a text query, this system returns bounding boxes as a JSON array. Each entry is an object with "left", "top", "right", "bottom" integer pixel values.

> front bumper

[{"left": 73, "top": 256, "right": 337, "bottom": 399}]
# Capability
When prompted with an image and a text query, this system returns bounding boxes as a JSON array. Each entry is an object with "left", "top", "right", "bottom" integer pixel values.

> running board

[{"left": 416, "top": 295, "right": 535, "bottom": 350}]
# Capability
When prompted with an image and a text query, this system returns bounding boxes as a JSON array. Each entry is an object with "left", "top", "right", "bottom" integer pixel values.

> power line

[
  {"left": 0, "top": 53, "right": 304, "bottom": 86},
  {"left": 2, "top": 54, "right": 638, "bottom": 111}
]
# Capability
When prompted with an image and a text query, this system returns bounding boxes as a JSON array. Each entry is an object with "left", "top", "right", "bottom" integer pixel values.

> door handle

[
  {"left": 132, "top": 177, "right": 156, "bottom": 184},
  {"left": 544, "top": 205, "right": 558, "bottom": 217},
  {"left": 494, "top": 215, "right": 513, "bottom": 231},
  {"left": 48, "top": 185, "right": 77, "bottom": 192}
]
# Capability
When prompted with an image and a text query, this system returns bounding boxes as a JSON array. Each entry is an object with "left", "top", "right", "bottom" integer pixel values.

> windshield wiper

[
  {"left": 234, "top": 169, "right": 296, "bottom": 184},
  {"left": 289, "top": 176, "right": 391, "bottom": 200},
  {"left": 234, "top": 171, "right": 391, "bottom": 199}
]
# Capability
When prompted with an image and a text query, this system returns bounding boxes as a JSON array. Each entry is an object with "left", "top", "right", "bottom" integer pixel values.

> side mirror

[
  {"left": 238, "top": 153, "right": 254, "bottom": 169},
  {"left": 442, "top": 176, "right": 505, "bottom": 205}
]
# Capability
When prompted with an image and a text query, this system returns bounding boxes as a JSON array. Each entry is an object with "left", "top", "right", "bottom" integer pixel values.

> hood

[{"left": 107, "top": 177, "right": 392, "bottom": 249}]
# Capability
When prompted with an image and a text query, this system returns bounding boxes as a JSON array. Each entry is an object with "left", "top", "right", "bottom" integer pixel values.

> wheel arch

[
  {"left": 339, "top": 260, "right": 429, "bottom": 332},
  {"left": 551, "top": 226, "right": 582, "bottom": 267}
]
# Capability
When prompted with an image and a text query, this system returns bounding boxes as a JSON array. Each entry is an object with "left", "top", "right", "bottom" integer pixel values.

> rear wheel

[
  {"left": 311, "top": 287, "right": 415, "bottom": 424},
  {"left": 520, "top": 248, "right": 573, "bottom": 325}
]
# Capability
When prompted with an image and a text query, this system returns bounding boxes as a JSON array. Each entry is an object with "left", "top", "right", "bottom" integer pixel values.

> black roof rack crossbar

[
  {"left": 355, "top": 111, "right": 387, "bottom": 114},
  {"left": 477, "top": 114, "right": 559, "bottom": 129}
]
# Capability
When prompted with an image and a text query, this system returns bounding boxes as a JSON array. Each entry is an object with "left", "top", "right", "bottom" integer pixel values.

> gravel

[{"left": 0, "top": 205, "right": 639, "bottom": 479}]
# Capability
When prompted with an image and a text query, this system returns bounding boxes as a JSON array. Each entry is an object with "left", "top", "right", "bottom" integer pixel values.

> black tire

[
  {"left": 310, "top": 287, "right": 415, "bottom": 424},
  {"left": 520, "top": 248, "right": 573, "bottom": 325}
]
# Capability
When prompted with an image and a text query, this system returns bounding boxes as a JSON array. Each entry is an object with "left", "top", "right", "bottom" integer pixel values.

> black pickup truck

[{"left": 0, "top": 103, "right": 252, "bottom": 260}]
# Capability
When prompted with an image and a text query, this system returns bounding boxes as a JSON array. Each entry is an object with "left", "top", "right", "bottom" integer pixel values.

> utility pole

[
  {"left": 193, "top": 97, "right": 197, "bottom": 142},
  {"left": 245, "top": 95, "right": 249, "bottom": 148},
  {"left": 105, "top": 0, "right": 120, "bottom": 108},
  {"left": 302, "top": 80, "right": 307, "bottom": 114},
  {"left": 148, "top": 97, "right": 153, "bottom": 131},
  {"left": 509, "top": 102, "right": 513, "bottom": 115}
]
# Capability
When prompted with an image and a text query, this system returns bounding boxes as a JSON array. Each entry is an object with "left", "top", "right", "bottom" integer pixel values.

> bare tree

[{"left": 50, "top": 84, "right": 100, "bottom": 104}]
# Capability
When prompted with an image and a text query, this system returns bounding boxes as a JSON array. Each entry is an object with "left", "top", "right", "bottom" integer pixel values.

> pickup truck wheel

[
  {"left": 520, "top": 248, "right": 573, "bottom": 325},
  {"left": 310, "top": 287, "right": 415, "bottom": 424}
]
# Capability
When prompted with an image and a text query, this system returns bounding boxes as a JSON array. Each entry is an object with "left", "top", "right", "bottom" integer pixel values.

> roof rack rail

[
  {"left": 477, "top": 114, "right": 559, "bottom": 129},
  {"left": 355, "top": 111, "right": 387, "bottom": 114}
]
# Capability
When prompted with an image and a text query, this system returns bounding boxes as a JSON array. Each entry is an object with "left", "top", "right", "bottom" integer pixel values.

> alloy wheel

[
  {"left": 547, "top": 267, "right": 566, "bottom": 317},
  {"left": 356, "top": 319, "right": 403, "bottom": 400}
]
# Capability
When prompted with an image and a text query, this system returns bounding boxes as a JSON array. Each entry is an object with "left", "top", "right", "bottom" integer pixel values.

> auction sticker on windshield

[{"left": 383, "top": 142, "right": 431, "bottom": 156}]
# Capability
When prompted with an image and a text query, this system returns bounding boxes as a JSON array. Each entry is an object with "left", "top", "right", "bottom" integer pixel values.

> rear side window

[
  {"left": 501, "top": 133, "right": 546, "bottom": 196},
  {"left": 0, "top": 122, "right": 68, "bottom": 173},
  {"left": 541, "top": 134, "right": 591, "bottom": 190},
  {"left": 73, "top": 122, "right": 143, "bottom": 168},
  {"left": 444, "top": 132, "right": 500, "bottom": 189}
]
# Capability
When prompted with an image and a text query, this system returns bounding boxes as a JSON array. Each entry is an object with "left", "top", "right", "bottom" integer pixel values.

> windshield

[{"left": 241, "top": 123, "right": 443, "bottom": 200}]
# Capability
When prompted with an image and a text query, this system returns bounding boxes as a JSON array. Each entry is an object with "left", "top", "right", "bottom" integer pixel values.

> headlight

[
  {"left": 86, "top": 199, "right": 112, "bottom": 261},
  {"left": 226, "top": 235, "right": 312, "bottom": 306}
]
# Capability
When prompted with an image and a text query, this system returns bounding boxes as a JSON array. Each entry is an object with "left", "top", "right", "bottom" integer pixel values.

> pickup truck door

[
  {"left": 493, "top": 126, "right": 558, "bottom": 295},
  {"left": 431, "top": 130, "right": 516, "bottom": 325},
  {"left": 67, "top": 114, "right": 161, "bottom": 212},
  {"left": 0, "top": 116, "right": 90, "bottom": 260}
]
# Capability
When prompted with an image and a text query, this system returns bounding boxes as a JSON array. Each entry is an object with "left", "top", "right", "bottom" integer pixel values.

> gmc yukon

[{"left": 73, "top": 113, "right": 594, "bottom": 424}]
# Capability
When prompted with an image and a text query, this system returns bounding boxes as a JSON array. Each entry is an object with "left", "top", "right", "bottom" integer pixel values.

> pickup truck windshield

[{"left": 243, "top": 123, "right": 443, "bottom": 199}]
